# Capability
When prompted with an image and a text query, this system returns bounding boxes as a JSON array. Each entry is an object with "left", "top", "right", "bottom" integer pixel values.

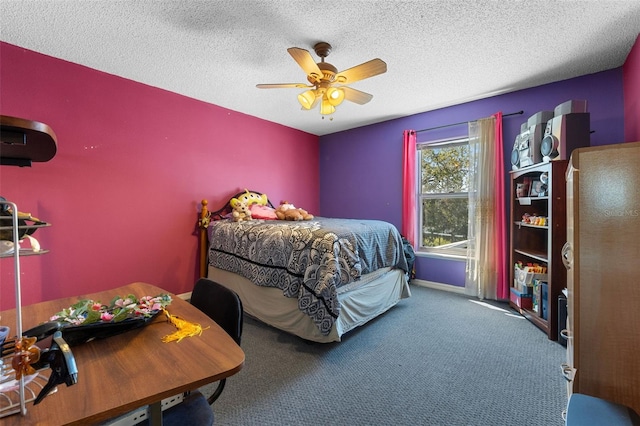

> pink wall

[
  {"left": 623, "top": 34, "right": 640, "bottom": 142},
  {"left": 0, "top": 42, "right": 319, "bottom": 309}
]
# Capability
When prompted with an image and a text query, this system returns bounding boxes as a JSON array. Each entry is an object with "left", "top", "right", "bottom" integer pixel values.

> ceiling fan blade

[
  {"left": 335, "top": 58, "right": 387, "bottom": 84},
  {"left": 256, "top": 83, "right": 313, "bottom": 89},
  {"left": 287, "top": 47, "right": 323, "bottom": 82},
  {"left": 342, "top": 86, "right": 374, "bottom": 105}
]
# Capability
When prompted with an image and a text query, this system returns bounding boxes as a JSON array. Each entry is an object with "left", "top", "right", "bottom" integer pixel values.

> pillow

[{"left": 249, "top": 204, "right": 277, "bottom": 220}]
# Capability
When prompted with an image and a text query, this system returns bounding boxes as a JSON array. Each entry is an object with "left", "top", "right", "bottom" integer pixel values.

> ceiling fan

[{"left": 256, "top": 42, "right": 387, "bottom": 115}]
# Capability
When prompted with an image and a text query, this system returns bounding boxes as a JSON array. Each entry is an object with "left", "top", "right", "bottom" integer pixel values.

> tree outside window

[{"left": 418, "top": 138, "right": 470, "bottom": 256}]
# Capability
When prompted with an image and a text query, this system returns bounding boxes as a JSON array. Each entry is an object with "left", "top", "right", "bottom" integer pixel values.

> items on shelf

[
  {"left": 529, "top": 178, "right": 547, "bottom": 197},
  {"left": 513, "top": 262, "right": 547, "bottom": 294},
  {"left": 515, "top": 176, "right": 548, "bottom": 198},
  {"left": 510, "top": 100, "right": 590, "bottom": 171},
  {"left": 0, "top": 197, "right": 49, "bottom": 256},
  {"left": 521, "top": 213, "right": 547, "bottom": 226},
  {"left": 532, "top": 280, "right": 549, "bottom": 319},
  {"left": 516, "top": 179, "right": 530, "bottom": 198},
  {"left": 510, "top": 287, "right": 532, "bottom": 309}
]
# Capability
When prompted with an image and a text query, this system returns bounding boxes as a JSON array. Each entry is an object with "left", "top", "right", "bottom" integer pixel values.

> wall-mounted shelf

[{"left": 0, "top": 115, "right": 57, "bottom": 167}]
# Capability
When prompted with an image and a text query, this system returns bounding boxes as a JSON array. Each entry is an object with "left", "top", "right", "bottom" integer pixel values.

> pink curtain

[
  {"left": 492, "top": 112, "right": 508, "bottom": 300},
  {"left": 402, "top": 130, "right": 417, "bottom": 247}
]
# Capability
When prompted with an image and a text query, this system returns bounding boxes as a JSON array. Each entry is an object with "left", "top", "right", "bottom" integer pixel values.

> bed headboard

[
  {"left": 207, "top": 189, "right": 275, "bottom": 222},
  {"left": 197, "top": 190, "right": 274, "bottom": 277}
]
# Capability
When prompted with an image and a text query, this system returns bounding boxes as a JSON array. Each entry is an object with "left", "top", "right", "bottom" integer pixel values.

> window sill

[{"left": 415, "top": 251, "right": 468, "bottom": 261}]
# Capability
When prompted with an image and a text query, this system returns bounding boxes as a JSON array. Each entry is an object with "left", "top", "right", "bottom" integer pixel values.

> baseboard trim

[{"left": 411, "top": 279, "right": 467, "bottom": 294}]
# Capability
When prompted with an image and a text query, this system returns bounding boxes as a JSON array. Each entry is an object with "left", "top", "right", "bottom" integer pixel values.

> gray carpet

[{"left": 201, "top": 285, "right": 567, "bottom": 426}]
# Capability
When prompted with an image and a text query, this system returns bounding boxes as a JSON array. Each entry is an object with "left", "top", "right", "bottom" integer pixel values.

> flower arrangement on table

[
  {"left": 49, "top": 293, "right": 205, "bottom": 343},
  {"left": 49, "top": 294, "right": 173, "bottom": 326},
  {"left": 11, "top": 293, "right": 205, "bottom": 385}
]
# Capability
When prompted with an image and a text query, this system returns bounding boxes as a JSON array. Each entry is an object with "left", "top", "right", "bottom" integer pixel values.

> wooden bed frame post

[{"left": 198, "top": 199, "right": 210, "bottom": 278}]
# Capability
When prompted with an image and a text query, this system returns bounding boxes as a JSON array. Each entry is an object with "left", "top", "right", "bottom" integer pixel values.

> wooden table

[{"left": 0, "top": 282, "right": 245, "bottom": 425}]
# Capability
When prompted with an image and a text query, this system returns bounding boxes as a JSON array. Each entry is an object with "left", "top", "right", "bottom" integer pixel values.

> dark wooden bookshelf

[{"left": 509, "top": 160, "right": 568, "bottom": 340}]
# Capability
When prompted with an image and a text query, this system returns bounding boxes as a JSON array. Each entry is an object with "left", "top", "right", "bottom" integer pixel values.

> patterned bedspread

[{"left": 207, "top": 217, "right": 408, "bottom": 335}]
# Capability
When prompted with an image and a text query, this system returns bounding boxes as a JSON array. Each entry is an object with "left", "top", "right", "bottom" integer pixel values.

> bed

[{"left": 197, "top": 191, "right": 411, "bottom": 343}]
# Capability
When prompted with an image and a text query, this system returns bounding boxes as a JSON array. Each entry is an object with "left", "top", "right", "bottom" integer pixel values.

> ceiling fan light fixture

[
  {"left": 326, "top": 87, "right": 345, "bottom": 107},
  {"left": 258, "top": 42, "right": 386, "bottom": 116},
  {"left": 298, "top": 90, "right": 316, "bottom": 109},
  {"left": 320, "top": 99, "right": 336, "bottom": 115}
]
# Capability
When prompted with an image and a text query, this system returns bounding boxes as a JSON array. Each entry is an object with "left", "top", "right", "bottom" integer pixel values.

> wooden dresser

[{"left": 563, "top": 142, "right": 640, "bottom": 413}]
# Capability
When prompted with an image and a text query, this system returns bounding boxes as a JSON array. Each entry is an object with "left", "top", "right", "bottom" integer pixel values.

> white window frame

[{"left": 417, "top": 136, "right": 470, "bottom": 258}]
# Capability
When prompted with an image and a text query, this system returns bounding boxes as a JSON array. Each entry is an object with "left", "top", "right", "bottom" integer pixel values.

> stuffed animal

[
  {"left": 230, "top": 198, "right": 252, "bottom": 222},
  {"left": 275, "top": 201, "right": 314, "bottom": 221},
  {"left": 235, "top": 189, "right": 269, "bottom": 207}
]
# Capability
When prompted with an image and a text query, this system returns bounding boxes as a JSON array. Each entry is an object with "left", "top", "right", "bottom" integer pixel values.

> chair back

[{"left": 190, "top": 278, "right": 243, "bottom": 346}]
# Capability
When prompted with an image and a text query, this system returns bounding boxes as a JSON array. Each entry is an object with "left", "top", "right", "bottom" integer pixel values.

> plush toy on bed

[
  {"left": 230, "top": 198, "right": 252, "bottom": 222},
  {"left": 275, "top": 201, "right": 314, "bottom": 221},
  {"left": 235, "top": 189, "right": 269, "bottom": 207}
]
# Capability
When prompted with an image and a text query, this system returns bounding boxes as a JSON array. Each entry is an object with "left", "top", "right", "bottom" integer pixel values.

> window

[{"left": 417, "top": 137, "right": 470, "bottom": 256}]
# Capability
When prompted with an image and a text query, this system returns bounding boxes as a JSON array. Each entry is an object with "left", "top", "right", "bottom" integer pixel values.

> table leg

[{"left": 148, "top": 401, "right": 163, "bottom": 426}]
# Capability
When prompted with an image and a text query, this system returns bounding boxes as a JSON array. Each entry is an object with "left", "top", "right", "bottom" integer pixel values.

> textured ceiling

[{"left": 1, "top": 1, "right": 639, "bottom": 136}]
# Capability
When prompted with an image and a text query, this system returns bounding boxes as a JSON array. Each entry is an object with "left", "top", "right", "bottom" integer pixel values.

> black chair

[
  {"left": 132, "top": 279, "right": 243, "bottom": 425},
  {"left": 190, "top": 278, "right": 243, "bottom": 404}
]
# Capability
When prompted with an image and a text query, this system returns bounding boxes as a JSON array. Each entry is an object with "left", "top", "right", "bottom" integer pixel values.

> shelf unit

[
  {"left": 0, "top": 201, "right": 52, "bottom": 418},
  {"left": 509, "top": 160, "right": 568, "bottom": 340}
]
